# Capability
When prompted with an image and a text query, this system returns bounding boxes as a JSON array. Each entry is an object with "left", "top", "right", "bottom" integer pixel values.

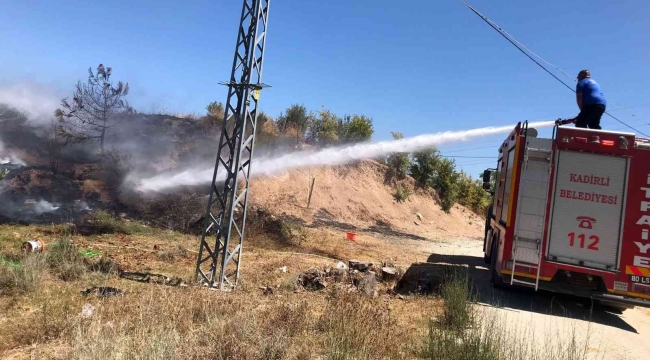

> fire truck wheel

[
  {"left": 483, "top": 229, "right": 492, "bottom": 264},
  {"left": 490, "top": 237, "right": 505, "bottom": 288}
]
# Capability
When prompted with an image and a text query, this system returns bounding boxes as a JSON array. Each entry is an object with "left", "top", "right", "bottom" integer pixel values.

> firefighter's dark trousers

[{"left": 576, "top": 104, "right": 606, "bottom": 130}]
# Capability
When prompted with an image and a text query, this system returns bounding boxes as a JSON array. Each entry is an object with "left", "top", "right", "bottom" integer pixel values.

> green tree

[
  {"left": 457, "top": 172, "right": 474, "bottom": 206},
  {"left": 277, "top": 104, "right": 310, "bottom": 143},
  {"left": 253, "top": 111, "right": 278, "bottom": 148},
  {"left": 256, "top": 111, "right": 271, "bottom": 131},
  {"left": 307, "top": 107, "right": 339, "bottom": 147},
  {"left": 433, "top": 158, "right": 460, "bottom": 213},
  {"left": 55, "top": 64, "right": 130, "bottom": 156},
  {"left": 386, "top": 132, "right": 411, "bottom": 181},
  {"left": 470, "top": 179, "right": 491, "bottom": 213},
  {"left": 206, "top": 101, "right": 224, "bottom": 117},
  {"left": 338, "top": 114, "right": 374, "bottom": 143},
  {"left": 410, "top": 149, "right": 441, "bottom": 187}
]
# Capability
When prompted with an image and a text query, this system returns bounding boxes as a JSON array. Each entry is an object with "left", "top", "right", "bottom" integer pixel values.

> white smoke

[
  {"left": 0, "top": 80, "right": 63, "bottom": 123},
  {"left": 0, "top": 137, "right": 26, "bottom": 166},
  {"left": 34, "top": 200, "right": 60, "bottom": 214},
  {"left": 133, "top": 121, "right": 556, "bottom": 192}
]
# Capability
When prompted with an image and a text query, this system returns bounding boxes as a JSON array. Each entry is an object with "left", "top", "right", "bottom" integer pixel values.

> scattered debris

[
  {"left": 119, "top": 271, "right": 186, "bottom": 287},
  {"left": 260, "top": 285, "right": 274, "bottom": 295},
  {"left": 330, "top": 268, "right": 347, "bottom": 282},
  {"left": 299, "top": 268, "right": 327, "bottom": 290},
  {"left": 416, "top": 212, "right": 423, "bottom": 221},
  {"left": 21, "top": 238, "right": 45, "bottom": 253},
  {"left": 397, "top": 294, "right": 406, "bottom": 300},
  {"left": 356, "top": 271, "right": 377, "bottom": 296},
  {"left": 381, "top": 267, "right": 397, "bottom": 281},
  {"left": 349, "top": 260, "right": 370, "bottom": 272},
  {"left": 81, "top": 303, "right": 96, "bottom": 318},
  {"left": 335, "top": 261, "right": 348, "bottom": 270},
  {"left": 279, "top": 265, "right": 287, "bottom": 273},
  {"left": 81, "top": 287, "right": 122, "bottom": 297}
]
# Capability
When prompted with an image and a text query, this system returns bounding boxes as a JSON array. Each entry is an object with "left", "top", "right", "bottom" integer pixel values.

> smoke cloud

[
  {"left": 0, "top": 80, "right": 63, "bottom": 124},
  {"left": 34, "top": 200, "right": 60, "bottom": 214},
  {"left": 133, "top": 120, "right": 556, "bottom": 192}
]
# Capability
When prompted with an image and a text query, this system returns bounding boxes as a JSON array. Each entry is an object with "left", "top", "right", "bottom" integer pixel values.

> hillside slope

[{"left": 250, "top": 160, "right": 484, "bottom": 240}]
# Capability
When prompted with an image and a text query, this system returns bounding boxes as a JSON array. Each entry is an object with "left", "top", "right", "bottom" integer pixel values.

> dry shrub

[
  {"left": 247, "top": 208, "right": 307, "bottom": 246},
  {"left": 320, "top": 291, "right": 405, "bottom": 360},
  {"left": 129, "top": 191, "right": 207, "bottom": 233},
  {"left": 86, "top": 256, "right": 119, "bottom": 275},
  {"left": 157, "top": 245, "right": 189, "bottom": 263},
  {"left": 79, "top": 210, "right": 150, "bottom": 235},
  {"left": 47, "top": 236, "right": 87, "bottom": 281},
  {"left": 439, "top": 267, "right": 475, "bottom": 332},
  {"left": 0, "top": 253, "right": 47, "bottom": 295},
  {"left": 45, "top": 236, "right": 119, "bottom": 280}
]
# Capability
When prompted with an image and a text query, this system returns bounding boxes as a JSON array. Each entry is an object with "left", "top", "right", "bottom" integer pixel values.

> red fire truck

[{"left": 482, "top": 122, "right": 650, "bottom": 310}]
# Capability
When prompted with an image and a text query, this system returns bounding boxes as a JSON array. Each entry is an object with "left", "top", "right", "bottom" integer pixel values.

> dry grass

[
  {"left": 0, "top": 222, "right": 603, "bottom": 360},
  {"left": 63, "top": 285, "right": 409, "bottom": 360},
  {"left": 0, "top": 253, "right": 47, "bottom": 295},
  {"left": 421, "top": 274, "right": 600, "bottom": 360},
  {"left": 320, "top": 290, "right": 408, "bottom": 360}
]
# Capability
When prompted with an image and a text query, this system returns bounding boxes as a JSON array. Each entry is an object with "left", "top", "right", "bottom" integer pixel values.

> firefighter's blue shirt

[{"left": 576, "top": 78, "right": 606, "bottom": 106}]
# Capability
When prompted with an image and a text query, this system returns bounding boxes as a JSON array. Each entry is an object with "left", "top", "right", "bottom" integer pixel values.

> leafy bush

[
  {"left": 307, "top": 107, "right": 340, "bottom": 147},
  {"left": 410, "top": 149, "right": 441, "bottom": 187},
  {"left": 457, "top": 172, "right": 492, "bottom": 214},
  {"left": 338, "top": 114, "right": 374, "bottom": 144},
  {"left": 385, "top": 132, "right": 411, "bottom": 182},
  {"left": 393, "top": 183, "right": 411, "bottom": 203},
  {"left": 432, "top": 158, "right": 460, "bottom": 213}
]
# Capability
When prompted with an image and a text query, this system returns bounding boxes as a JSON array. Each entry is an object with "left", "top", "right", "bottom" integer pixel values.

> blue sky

[{"left": 1, "top": 0, "right": 649, "bottom": 176}]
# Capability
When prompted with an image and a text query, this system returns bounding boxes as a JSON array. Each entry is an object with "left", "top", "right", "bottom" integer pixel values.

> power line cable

[
  {"left": 440, "top": 155, "right": 494, "bottom": 159},
  {"left": 461, "top": 1, "right": 649, "bottom": 137}
]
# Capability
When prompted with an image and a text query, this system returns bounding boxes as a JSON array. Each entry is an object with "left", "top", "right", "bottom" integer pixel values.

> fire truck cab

[{"left": 483, "top": 122, "right": 650, "bottom": 309}]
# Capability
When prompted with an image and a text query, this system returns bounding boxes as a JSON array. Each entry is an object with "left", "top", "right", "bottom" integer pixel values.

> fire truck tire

[
  {"left": 490, "top": 237, "right": 505, "bottom": 288},
  {"left": 483, "top": 228, "right": 492, "bottom": 264},
  {"left": 483, "top": 205, "right": 493, "bottom": 264}
]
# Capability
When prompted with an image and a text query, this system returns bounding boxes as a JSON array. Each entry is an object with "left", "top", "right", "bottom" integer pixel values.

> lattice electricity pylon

[{"left": 195, "top": 0, "right": 270, "bottom": 289}]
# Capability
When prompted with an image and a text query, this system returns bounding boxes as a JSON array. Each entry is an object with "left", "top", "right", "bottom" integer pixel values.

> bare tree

[
  {"left": 55, "top": 64, "right": 130, "bottom": 156},
  {"left": 45, "top": 120, "right": 65, "bottom": 174}
]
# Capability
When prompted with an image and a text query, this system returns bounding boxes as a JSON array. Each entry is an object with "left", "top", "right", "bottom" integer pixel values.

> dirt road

[{"left": 414, "top": 236, "right": 650, "bottom": 360}]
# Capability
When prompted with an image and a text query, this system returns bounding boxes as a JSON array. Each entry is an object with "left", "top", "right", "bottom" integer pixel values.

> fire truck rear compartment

[{"left": 546, "top": 150, "right": 628, "bottom": 271}]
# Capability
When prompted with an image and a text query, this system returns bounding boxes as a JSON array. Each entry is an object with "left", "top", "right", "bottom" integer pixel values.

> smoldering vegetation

[
  {"left": 0, "top": 101, "right": 227, "bottom": 227},
  {"left": 0, "top": 84, "right": 302, "bottom": 230}
]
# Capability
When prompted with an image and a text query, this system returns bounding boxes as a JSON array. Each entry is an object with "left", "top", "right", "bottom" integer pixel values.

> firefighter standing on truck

[{"left": 556, "top": 70, "right": 607, "bottom": 129}]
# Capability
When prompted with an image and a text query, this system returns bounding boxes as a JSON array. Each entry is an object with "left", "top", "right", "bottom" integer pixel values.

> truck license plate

[{"left": 629, "top": 275, "right": 650, "bottom": 284}]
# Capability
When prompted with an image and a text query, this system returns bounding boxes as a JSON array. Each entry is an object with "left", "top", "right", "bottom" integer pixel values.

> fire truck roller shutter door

[{"left": 548, "top": 151, "right": 628, "bottom": 270}]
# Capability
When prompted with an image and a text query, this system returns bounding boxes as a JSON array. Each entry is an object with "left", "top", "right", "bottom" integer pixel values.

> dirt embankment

[{"left": 250, "top": 160, "right": 483, "bottom": 240}]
